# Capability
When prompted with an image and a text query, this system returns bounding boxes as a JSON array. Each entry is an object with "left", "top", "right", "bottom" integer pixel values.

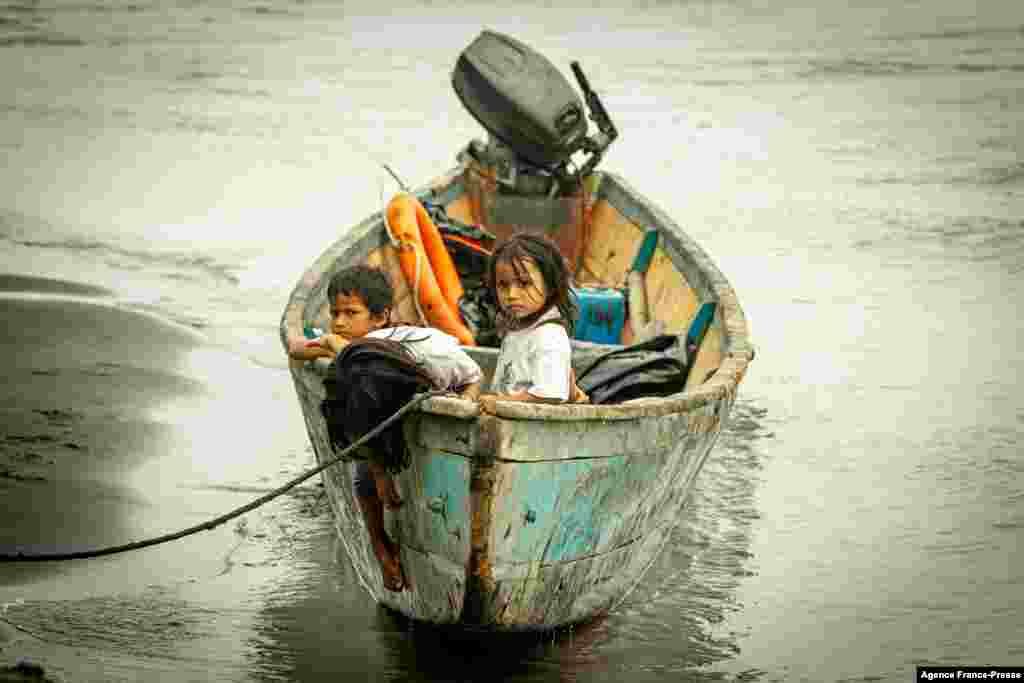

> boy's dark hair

[
  {"left": 487, "top": 233, "right": 577, "bottom": 335},
  {"left": 327, "top": 265, "right": 393, "bottom": 315}
]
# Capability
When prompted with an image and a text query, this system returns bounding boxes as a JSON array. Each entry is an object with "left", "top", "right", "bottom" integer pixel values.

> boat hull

[{"left": 282, "top": 170, "right": 752, "bottom": 630}]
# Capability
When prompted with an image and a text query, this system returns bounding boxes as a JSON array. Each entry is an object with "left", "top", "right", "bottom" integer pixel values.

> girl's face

[
  {"left": 495, "top": 256, "right": 547, "bottom": 320},
  {"left": 330, "top": 292, "right": 388, "bottom": 339}
]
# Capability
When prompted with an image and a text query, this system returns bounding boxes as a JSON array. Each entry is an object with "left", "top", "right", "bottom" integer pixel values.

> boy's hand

[
  {"left": 287, "top": 332, "right": 350, "bottom": 361},
  {"left": 287, "top": 334, "right": 309, "bottom": 356},
  {"left": 288, "top": 333, "right": 330, "bottom": 361},
  {"left": 319, "top": 333, "right": 350, "bottom": 354}
]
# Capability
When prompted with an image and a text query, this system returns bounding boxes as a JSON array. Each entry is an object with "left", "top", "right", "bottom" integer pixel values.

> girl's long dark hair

[
  {"left": 321, "top": 337, "right": 434, "bottom": 474},
  {"left": 487, "top": 233, "right": 577, "bottom": 336}
]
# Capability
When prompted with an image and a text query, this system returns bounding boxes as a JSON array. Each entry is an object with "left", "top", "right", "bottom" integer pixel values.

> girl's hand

[
  {"left": 478, "top": 394, "right": 499, "bottom": 415},
  {"left": 479, "top": 391, "right": 540, "bottom": 414},
  {"left": 569, "top": 369, "right": 589, "bottom": 404},
  {"left": 458, "top": 382, "right": 482, "bottom": 401}
]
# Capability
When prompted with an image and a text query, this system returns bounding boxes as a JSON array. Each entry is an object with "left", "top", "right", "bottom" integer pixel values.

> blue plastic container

[{"left": 573, "top": 286, "right": 626, "bottom": 345}]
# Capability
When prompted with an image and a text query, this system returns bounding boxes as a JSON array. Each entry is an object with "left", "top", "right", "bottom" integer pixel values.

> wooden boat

[{"left": 279, "top": 31, "right": 753, "bottom": 632}]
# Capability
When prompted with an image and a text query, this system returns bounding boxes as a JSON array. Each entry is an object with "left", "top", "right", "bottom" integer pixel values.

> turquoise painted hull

[{"left": 282, "top": 170, "right": 753, "bottom": 630}]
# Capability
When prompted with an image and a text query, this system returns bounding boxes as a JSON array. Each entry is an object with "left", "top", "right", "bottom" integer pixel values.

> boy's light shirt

[
  {"left": 366, "top": 326, "right": 482, "bottom": 391},
  {"left": 491, "top": 307, "right": 571, "bottom": 400}
]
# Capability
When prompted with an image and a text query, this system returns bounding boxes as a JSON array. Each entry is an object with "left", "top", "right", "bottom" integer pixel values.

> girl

[{"left": 479, "top": 233, "right": 588, "bottom": 414}]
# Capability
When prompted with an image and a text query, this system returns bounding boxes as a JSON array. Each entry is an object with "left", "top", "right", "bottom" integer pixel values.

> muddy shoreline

[{"left": 0, "top": 275, "right": 317, "bottom": 681}]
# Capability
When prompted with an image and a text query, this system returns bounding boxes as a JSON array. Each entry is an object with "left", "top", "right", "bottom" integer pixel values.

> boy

[{"left": 288, "top": 265, "right": 481, "bottom": 591}]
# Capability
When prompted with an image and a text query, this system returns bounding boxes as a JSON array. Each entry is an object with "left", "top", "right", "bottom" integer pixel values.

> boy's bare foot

[
  {"left": 373, "top": 537, "right": 406, "bottom": 592},
  {"left": 380, "top": 552, "right": 406, "bottom": 592},
  {"left": 357, "top": 492, "right": 406, "bottom": 592}
]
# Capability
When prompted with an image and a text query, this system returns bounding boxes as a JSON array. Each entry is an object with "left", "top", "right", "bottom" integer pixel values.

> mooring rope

[{"left": 0, "top": 390, "right": 446, "bottom": 563}]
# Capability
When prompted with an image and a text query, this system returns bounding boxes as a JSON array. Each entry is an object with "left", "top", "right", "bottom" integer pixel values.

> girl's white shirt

[
  {"left": 491, "top": 307, "right": 571, "bottom": 400},
  {"left": 366, "top": 326, "right": 482, "bottom": 390}
]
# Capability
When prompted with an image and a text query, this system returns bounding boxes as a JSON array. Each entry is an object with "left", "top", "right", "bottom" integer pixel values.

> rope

[
  {"left": 0, "top": 390, "right": 446, "bottom": 563},
  {"left": 381, "top": 163, "right": 410, "bottom": 193}
]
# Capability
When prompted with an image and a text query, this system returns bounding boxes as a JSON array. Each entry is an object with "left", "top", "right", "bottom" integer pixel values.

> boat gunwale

[{"left": 279, "top": 167, "right": 753, "bottom": 422}]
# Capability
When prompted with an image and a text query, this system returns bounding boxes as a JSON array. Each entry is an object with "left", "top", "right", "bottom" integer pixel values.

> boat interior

[{"left": 302, "top": 162, "right": 725, "bottom": 397}]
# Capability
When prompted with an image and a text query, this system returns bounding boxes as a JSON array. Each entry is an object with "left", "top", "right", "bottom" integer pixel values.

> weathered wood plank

[
  {"left": 644, "top": 248, "right": 700, "bottom": 334},
  {"left": 487, "top": 441, "right": 702, "bottom": 564},
  {"left": 392, "top": 431, "right": 473, "bottom": 564},
  {"left": 685, "top": 321, "right": 723, "bottom": 391},
  {"left": 491, "top": 408, "right": 719, "bottom": 461},
  {"left": 483, "top": 407, "right": 722, "bottom": 564},
  {"left": 366, "top": 244, "right": 421, "bottom": 326},
  {"left": 462, "top": 162, "right": 588, "bottom": 269},
  {"left": 576, "top": 198, "right": 642, "bottom": 288},
  {"left": 387, "top": 546, "right": 466, "bottom": 623},
  {"left": 406, "top": 412, "right": 480, "bottom": 456},
  {"left": 488, "top": 520, "right": 675, "bottom": 628}
]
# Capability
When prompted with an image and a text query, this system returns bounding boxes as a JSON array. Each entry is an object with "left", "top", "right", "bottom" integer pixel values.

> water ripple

[
  {"left": 798, "top": 58, "right": 1024, "bottom": 79},
  {"left": 3, "top": 232, "right": 242, "bottom": 287},
  {"left": 879, "top": 25, "right": 1024, "bottom": 42},
  {"left": 0, "top": 33, "right": 85, "bottom": 47},
  {"left": 851, "top": 212, "right": 1024, "bottom": 264},
  {"left": 606, "top": 398, "right": 770, "bottom": 673},
  {"left": 863, "top": 162, "right": 1024, "bottom": 188},
  {"left": 1, "top": 594, "right": 216, "bottom": 654}
]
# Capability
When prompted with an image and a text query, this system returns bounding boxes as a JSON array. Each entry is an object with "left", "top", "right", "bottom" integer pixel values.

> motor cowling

[
  {"left": 452, "top": 30, "right": 617, "bottom": 191},
  {"left": 452, "top": 30, "right": 586, "bottom": 169}
]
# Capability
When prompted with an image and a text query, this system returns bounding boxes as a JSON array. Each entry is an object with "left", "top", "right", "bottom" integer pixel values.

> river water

[{"left": 1, "top": 0, "right": 1022, "bottom": 681}]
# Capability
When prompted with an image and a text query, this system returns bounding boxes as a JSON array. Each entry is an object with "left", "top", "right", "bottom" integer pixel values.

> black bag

[
  {"left": 576, "top": 302, "right": 717, "bottom": 405},
  {"left": 422, "top": 199, "right": 502, "bottom": 347},
  {"left": 422, "top": 199, "right": 496, "bottom": 246},
  {"left": 576, "top": 335, "right": 688, "bottom": 405}
]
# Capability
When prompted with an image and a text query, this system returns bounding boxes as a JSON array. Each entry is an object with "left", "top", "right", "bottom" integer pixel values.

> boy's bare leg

[
  {"left": 368, "top": 461, "right": 403, "bottom": 509},
  {"left": 356, "top": 493, "right": 405, "bottom": 592}
]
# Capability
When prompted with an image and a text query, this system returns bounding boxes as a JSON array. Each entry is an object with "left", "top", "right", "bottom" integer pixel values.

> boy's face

[{"left": 330, "top": 292, "right": 388, "bottom": 340}]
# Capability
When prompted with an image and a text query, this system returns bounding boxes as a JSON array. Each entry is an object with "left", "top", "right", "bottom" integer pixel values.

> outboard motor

[{"left": 452, "top": 30, "right": 618, "bottom": 196}]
